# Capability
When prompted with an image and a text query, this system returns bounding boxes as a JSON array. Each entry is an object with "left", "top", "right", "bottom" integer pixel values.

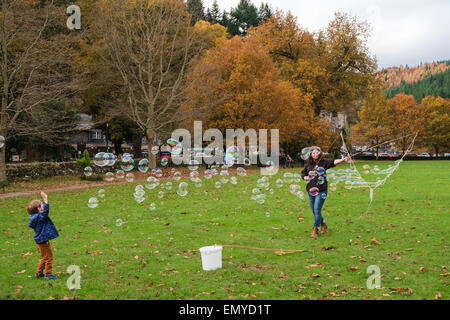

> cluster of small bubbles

[
  {"left": 87, "top": 197, "right": 99, "bottom": 208},
  {"left": 138, "top": 159, "right": 149, "bottom": 173},
  {"left": 84, "top": 166, "right": 93, "bottom": 177},
  {"left": 125, "top": 172, "right": 135, "bottom": 183}
]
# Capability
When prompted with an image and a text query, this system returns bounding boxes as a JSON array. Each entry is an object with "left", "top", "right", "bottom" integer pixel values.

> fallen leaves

[
  {"left": 435, "top": 292, "right": 442, "bottom": 300},
  {"left": 350, "top": 267, "right": 358, "bottom": 271},
  {"left": 371, "top": 238, "right": 380, "bottom": 245},
  {"left": 306, "top": 263, "right": 323, "bottom": 270},
  {"left": 16, "top": 270, "right": 26, "bottom": 274}
]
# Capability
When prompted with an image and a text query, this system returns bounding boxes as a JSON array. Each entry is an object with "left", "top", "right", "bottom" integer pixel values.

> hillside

[
  {"left": 384, "top": 68, "right": 450, "bottom": 102},
  {"left": 378, "top": 60, "right": 450, "bottom": 90}
]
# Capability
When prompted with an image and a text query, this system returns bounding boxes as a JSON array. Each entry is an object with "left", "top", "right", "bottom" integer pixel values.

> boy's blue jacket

[{"left": 28, "top": 202, "right": 59, "bottom": 244}]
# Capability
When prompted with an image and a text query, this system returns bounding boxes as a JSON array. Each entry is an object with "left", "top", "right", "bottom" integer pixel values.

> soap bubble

[
  {"left": 219, "top": 170, "right": 230, "bottom": 183},
  {"left": 301, "top": 147, "right": 312, "bottom": 160},
  {"left": 125, "top": 172, "right": 135, "bottom": 182},
  {"left": 266, "top": 160, "right": 275, "bottom": 170},
  {"left": 149, "top": 203, "right": 156, "bottom": 211},
  {"left": 158, "top": 191, "right": 164, "bottom": 199},
  {"left": 316, "top": 167, "right": 325, "bottom": 175},
  {"left": 225, "top": 146, "right": 239, "bottom": 162},
  {"left": 204, "top": 169, "right": 213, "bottom": 179},
  {"left": 317, "top": 176, "right": 325, "bottom": 185},
  {"left": 104, "top": 153, "right": 117, "bottom": 166},
  {"left": 308, "top": 171, "right": 316, "bottom": 179},
  {"left": 256, "top": 195, "right": 265, "bottom": 205},
  {"left": 134, "top": 189, "right": 145, "bottom": 198},
  {"left": 138, "top": 159, "right": 149, "bottom": 173},
  {"left": 165, "top": 181, "right": 173, "bottom": 190},
  {"left": 173, "top": 171, "right": 181, "bottom": 181},
  {"left": 275, "top": 179, "right": 283, "bottom": 188},
  {"left": 116, "top": 170, "right": 125, "bottom": 179},
  {"left": 193, "top": 178, "right": 203, "bottom": 188},
  {"left": 344, "top": 181, "right": 353, "bottom": 190},
  {"left": 289, "top": 184, "right": 301, "bottom": 195},
  {"left": 87, "top": 197, "right": 98, "bottom": 208},
  {"left": 105, "top": 172, "right": 114, "bottom": 182},
  {"left": 297, "top": 191, "right": 305, "bottom": 199},
  {"left": 84, "top": 166, "right": 93, "bottom": 177},
  {"left": 309, "top": 187, "right": 319, "bottom": 196},
  {"left": 215, "top": 181, "right": 222, "bottom": 189},
  {"left": 0, "top": 136, "right": 4, "bottom": 148},
  {"left": 161, "top": 158, "right": 169, "bottom": 166},
  {"left": 283, "top": 172, "right": 294, "bottom": 183},
  {"left": 93, "top": 152, "right": 107, "bottom": 167},
  {"left": 236, "top": 167, "right": 247, "bottom": 177},
  {"left": 363, "top": 164, "right": 370, "bottom": 170},
  {"left": 190, "top": 171, "right": 199, "bottom": 180},
  {"left": 135, "top": 185, "right": 144, "bottom": 192},
  {"left": 177, "top": 182, "right": 189, "bottom": 197},
  {"left": 145, "top": 176, "right": 159, "bottom": 190},
  {"left": 151, "top": 146, "right": 159, "bottom": 155},
  {"left": 243, "top": 158, "right": 251, "bottom": 166},
  {"left": 97, "top": 189, "right": 105, "bottom": 198},
  {"left": 230, "top": 176, "right": 238, "bottom": 185},
  {"left": 152, "top": 168, "right": 163, "bottom": 178},
  {"left": 115, "top": 219, "right": 123, "bottom": 227},
  {"left": 188, "top": 159, "right": 199, "bottom": 171},
  {"left": 121, "top": 156, "right": 134, "bottom": 171},
  {"left": 329, "top": 183, "right": 337, "bottom": 191},
  {"left": 265, "top": 212, "right": 270, "bottom": 218},
  {"left": 321, "top": 193, "right": 327, "bottom": 200},
  {"left": 252, "top": 188, "right": 260, "bottom": 194},
  {"left": 167, "top": 139, "right": 182, "bottom": 155}
]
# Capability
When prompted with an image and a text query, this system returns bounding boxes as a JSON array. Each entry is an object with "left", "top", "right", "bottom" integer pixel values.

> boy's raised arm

[{"left": 41, "top": 191, "right": 48, "bottom": 204}]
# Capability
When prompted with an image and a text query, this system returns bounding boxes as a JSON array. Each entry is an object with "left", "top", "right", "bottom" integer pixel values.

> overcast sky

[{"left": 203, "top": 0, "right": 450, "bottom": 69}]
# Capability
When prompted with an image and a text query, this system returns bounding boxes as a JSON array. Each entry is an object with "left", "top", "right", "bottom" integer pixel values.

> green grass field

[{"left": 0, "top": 161, "right": 448, "bottom": 300}]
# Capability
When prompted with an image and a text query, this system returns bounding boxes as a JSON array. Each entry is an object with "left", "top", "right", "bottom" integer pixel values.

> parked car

[
  {"left": 417, "top": 152, "right": 430, "bottom": 157},
  {"left": 362, "top": 151, "right": 373, "bottom": 156},
  {"left": 445, "top": 153, "right": 450, "bottom": 157},
  {"left": 378, "top": 153, "right": 392, "bottom": 157}
]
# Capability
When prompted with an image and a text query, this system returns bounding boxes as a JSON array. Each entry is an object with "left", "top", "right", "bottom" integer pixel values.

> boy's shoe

[
  {"left": 44, "top": 274, "right": 59, "bottom": 280},
  {"left": 34, "top": 273, "right": 44, "bottom": 278}
]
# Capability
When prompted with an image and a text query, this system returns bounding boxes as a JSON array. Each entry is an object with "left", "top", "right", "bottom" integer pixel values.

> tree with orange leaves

[
  {"left": 184, "top": 36, "right": 331, "bottom": 148},
  {"left": 385, "top": 93, "right": 425, "bottom": 155},
  {"left": 420, "top": 96, "right": 450, "bottom": 156}
]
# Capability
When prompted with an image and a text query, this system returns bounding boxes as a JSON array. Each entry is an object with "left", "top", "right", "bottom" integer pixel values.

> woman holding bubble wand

[{"left": 301, "top": 147, "right": 351, "bottom": 238}]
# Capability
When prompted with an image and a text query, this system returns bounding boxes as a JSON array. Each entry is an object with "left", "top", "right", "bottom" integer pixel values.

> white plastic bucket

[{"left": 199, "top": 245, "right": 222, "bottom": 271}]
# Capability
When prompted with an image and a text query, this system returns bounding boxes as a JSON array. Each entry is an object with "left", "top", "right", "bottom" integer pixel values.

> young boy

[{"left": 28, "top": 191, "right": 59, "bottom": 280}]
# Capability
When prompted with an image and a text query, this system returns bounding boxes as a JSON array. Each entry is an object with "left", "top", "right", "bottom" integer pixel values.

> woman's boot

[
  {"left": 310, "top": 227, "right": 319, "bottom": 238},
  {"left": 320, "top": 222, "right": 328, "bottom": 234}
]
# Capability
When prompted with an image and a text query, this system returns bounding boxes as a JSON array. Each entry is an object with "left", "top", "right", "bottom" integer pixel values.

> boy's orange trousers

[{"left": 36, "top": 241, "right": 53, "bottom": 276}]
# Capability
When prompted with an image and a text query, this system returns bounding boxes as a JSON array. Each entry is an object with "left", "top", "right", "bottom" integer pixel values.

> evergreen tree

[
  {"left": 228, "top": 0, "right": 259, "bottom": 36},
  {"left": 257, "top": 2, "right": 272, "bottom": 23},
  {"left": 209, "top": 0, "right": 221, "bottom": 24},
  {"left": 186, "top": 0, "right": 205, "bottom": 25}
]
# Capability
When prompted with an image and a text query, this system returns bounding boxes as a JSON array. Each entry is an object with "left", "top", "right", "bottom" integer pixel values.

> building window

[{"left": 90, "top": 129, "right": 103, "bottom": 140}]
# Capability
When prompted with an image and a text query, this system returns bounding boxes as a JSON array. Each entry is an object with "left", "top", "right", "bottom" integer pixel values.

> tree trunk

[
  {"left": 113, "top": 140, "right": 123, "bottom": 155},
  {"left": 0, "top": 143, "right": 6, "bottom": 185},
  {"left": 146, "top": 128, "right": 156, "bottom": 169},
  {"left": 132, "top": 130, "right": 143, "bottom": 159}
]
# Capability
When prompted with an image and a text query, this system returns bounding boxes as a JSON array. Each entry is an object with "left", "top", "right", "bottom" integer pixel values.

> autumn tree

[
  {"left": 351, "top": 81, "right": 389, "bottom": 159},
  {"left": 385, "top": 93, "right": 425, "bottom": 155},
  {"left": 420, "top": 96, "right": 450, "bottom": 156},
  {"left": 92, "top": 0, "right": 211, "bottom": 168},
  {"left": 184, "top": 36, "right": 331, "bottom": 148},
  {"left": 187, "top": 0, "right": 205, "bottom": 25},
  {"left": 0, "top": 0, "right": 84, "bottom": 183}
]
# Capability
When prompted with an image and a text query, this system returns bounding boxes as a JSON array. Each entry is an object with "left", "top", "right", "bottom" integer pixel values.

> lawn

[{"left": 0, "top": 161, "right": 448, "bottom": 300}]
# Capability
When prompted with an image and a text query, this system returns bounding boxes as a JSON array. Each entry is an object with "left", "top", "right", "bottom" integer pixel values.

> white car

[{"left": 418, "top": 152, "right": 430, "bottom": 157}]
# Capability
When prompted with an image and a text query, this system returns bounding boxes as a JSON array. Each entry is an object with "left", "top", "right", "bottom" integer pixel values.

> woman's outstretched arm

[{"left": 334, "top": 156, "right": 351, "bottom": 165}]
